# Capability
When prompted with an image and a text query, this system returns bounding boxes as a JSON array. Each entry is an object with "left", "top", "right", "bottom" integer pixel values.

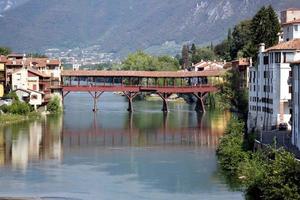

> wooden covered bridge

[{"left": 61, "top": 70, "right": 225, "bottom": 112}]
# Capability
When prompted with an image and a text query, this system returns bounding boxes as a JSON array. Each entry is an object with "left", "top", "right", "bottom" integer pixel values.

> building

[
  {"left": 11, "top": 67, "right": 52, "bottom": 108},
  {"left": 231, "top": 58, "right": 251, "bottom": 89},
  {"left": 0, "top": 56, "right": 7, "bottom": 97},
  {"left": 290, "top": 61, "right": 300, "bottom": 150},
  {"left": 190, "top": 60, "right": 226, "bottom": 85},
  {"left": 248, "top": 9, "right": 300, "bottom": 132}
]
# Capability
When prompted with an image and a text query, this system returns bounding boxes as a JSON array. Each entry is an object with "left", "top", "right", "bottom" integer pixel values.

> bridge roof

[{"left": 61, "top": 70, "right": 225, "bottom": 78}]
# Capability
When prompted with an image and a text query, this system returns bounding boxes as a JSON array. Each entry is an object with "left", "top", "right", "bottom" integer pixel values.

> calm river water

[{"left": 0, "top": 93, "right": 243, "bottom": 200}]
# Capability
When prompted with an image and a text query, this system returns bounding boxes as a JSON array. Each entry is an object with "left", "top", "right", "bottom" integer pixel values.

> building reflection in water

[
  {"left": 0, "top": 115, "right": 63, "bottom": 171},
  {"left": 0, "top": 111, "right": 230, "bottom": 170},
  {"left": 63, "top": 111, "right": 230, "bottom": 148}
]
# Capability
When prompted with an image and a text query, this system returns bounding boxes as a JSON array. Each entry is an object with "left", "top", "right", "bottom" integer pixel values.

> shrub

[
  {"left": 217, "top": 117, "right": 248, "bottom": 174},
  {"left": 9, "top": 101, "right": 31, "bottom": 115},
  {"left": 4, "top": 92, "right": 19, "bottom": 102},
  {"left": 0, "top": 101, "right": 31, "bottom": 115},
  {"left": 47, "top": 96, "right": 61, "bottom": 113}
]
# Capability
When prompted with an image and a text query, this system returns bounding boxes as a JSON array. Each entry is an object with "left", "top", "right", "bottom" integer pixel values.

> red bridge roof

[{"left": 62, "top": 70, "right": 225, "bottom": 78}]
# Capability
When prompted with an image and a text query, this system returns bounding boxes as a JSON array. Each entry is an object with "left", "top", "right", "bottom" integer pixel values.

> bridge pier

[
  {"left": 88, "top": 91, "right": 104, "bottom": 112},
  {"left": 157, "top": 92, "right": 169, "bottom": 112},
  {"left": 193, "top": 92, "right": 208, "bottom": 113},
  {"left": 62, "top": 91, "right": 70, "bottom": 105},
  {"left": 123, "top": 92, "right": 139, "bottom": 112}
]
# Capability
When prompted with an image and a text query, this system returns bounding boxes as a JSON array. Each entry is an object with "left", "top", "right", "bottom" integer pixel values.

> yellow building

[{"left": 0, "top": 55, "right": 7, "bottom": 97}]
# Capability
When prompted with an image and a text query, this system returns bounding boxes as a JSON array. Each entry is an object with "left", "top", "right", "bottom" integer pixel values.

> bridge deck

[
  {"left": 61, "top": 69, "right": 225, "bottom": 78},
  {"left": 62, "top": 85, "right": 218, "bottom": 93}
]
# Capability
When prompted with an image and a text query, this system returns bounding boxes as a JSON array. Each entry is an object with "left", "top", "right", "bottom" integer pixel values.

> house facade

[
  {"left": 231, "top": 58, "right": 251, "bottom": 90},
  {"left": 0, "top": 56, "right": 7, "bottom": 97},
  {"left": 11, "top": 67, "right": 53, "bottom": 107},
  {"left": 248, "top": 9, "right": 300, "bottom": 132},
  {"left": 290, "top": 61, "right": 300, "bottom": 150}
]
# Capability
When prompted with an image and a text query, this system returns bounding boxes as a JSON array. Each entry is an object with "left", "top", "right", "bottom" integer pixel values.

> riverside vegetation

[
  {"left": 215, "top": 6, "right": 300, "bottom": 199},
  {"left": 0, "top": 93, "right": 62, "bottom": 125},
  {"left": 217, "top": 118, "right": 300, "bottom": 200}
]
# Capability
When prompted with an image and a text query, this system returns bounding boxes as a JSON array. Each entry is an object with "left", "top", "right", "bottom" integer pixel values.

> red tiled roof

[
  {"left": 28, "top": 68, "right": 51, "bottom": 78},
  {"left": 266, "top": 39, "right": 300, "bottom": 51},
  {"left": 290, "top": 60, "right": 300, "bottom": 64},
  {"left": 5, "top": 57, "right": 60, "bottom": 67},
  {"left": 62, "top": 70, "right": 226, "bottom": 78},
  {"left": 0, "top": 55, "right": 7, "bottom": 63},
  {"left": 7, "top": 53, "right": 24, "bottom": 58},
  {"left": 282, "top": 19, "right": 300, "bottom": 26}
]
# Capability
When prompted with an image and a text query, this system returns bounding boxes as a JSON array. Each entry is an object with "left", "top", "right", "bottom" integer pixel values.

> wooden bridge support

[
  {"left": 193, "top": 92, "right": 208, "bottom": 113},
  {"left": 62, "top": 91, "right": 70, "bottom": 105},
  {"left": 88, "top": 91, "right": 104, "bottom": 112},
  {"left": 123, "top": 92, "right": 139, "bottom": 112},
  {"left": 157, "top": 92, "right": 170, "bottom": 112}
]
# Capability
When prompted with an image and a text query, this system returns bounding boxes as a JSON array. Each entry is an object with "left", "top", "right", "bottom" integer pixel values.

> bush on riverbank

[
  {"left": 217, "top": 117, "right": 248, "bottom": 173},
  {"left": 47, "top": 96, "right": 62, "bottom": 113},
  {"left": 217, "top": 117, "right": 300, "bottom": 200},
  {"left": 0, "top": 101, "right": 31, "bottom": 115}
]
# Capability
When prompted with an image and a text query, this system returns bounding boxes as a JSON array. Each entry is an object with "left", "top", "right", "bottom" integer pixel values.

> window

[
  {"left": 295, "top": 25, "right": 298, "bottom": 32},
  {"left": 31, "top": 95, "right": 38, "bottom": 100},
  {"left": 275, "top": 52, "right": 281, "bottom": 63},
  {"left": 263, "top": 56, "right": 269, "bottom": 65},
  {"left": 283, "top": 52, "right": 294, "bottom": 63},
  {"left": 270, "top": 53, "right": 273, "bottom": 63}
]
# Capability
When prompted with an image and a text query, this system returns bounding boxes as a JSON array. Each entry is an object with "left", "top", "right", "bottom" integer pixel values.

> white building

[
  {"left": 248, "top": 9, "right": 300, "bottom": 132},
  {"left": 290, "top": 61, "right": 300, "bottom": 150}
]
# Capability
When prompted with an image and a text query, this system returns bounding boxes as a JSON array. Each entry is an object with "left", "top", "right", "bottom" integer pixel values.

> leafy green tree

[
  {"left": 214, "top": 40, "right": 231, "bottom": 60},
  {"left": 47, "top": 96, "right": 62, "bottom": 113},
  {"left": 122, "top": 51, "right": 179, "bottom": 71},
  {"left": 214, "top": 30, "right": 232, "bottom": 61},
  {"left": 0, "top": 46, "right": 11, "bottom": 55},
  {"left": 192, "top": 47, "right": 217, "bottom": 63},
  {"left": 157, "top": 55, "right": 180, "bottom": 71},
  {"left": 122, "top": 51, "right": 157, "bottom": 71},
  {"left": 231, "top": 20, "right": 252, "bottom": 59}
]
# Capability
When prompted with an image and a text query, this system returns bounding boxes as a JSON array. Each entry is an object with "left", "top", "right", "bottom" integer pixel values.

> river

[{"left": 0, "top": 93, "right": 243, "bottom": 200}]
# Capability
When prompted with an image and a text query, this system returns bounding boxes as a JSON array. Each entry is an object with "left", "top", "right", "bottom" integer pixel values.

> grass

[{"left": 0, "top": 112, "right": 41, "bottom": 126}]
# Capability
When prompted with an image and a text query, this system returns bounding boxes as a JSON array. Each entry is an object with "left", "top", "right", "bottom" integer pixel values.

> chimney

[
  {"left": 259, "top": 43, "right": 265, "bottom": 53},
  {"left": 249, "top": 57, "right": 253, "bottom": 67}
]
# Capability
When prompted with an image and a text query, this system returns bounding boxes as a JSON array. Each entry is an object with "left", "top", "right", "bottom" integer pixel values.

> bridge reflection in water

[
  {"left": 0, "top": 111, "right": 230, "bottom": 171},
  {"left": 63, "top": 111, "right": 230, "bottom": 148}
]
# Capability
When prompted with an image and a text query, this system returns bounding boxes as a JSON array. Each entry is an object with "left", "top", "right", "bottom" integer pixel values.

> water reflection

[
  {"left": 63, "top": 111, "right": 229, "bottom": 148},
  {"left": 0, "top": 115, "right": 63, "bottom": 171},
  {"left": 0, "top": 93, "right": 242, "bottom": 199}
]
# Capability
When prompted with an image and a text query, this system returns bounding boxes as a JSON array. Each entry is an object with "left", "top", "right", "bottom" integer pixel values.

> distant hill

[{"left": 0, "top": 0, "right": 300, "bottom": 56}]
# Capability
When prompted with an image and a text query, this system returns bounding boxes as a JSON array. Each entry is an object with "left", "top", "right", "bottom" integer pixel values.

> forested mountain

[{"left": 0, "top": 0, "right": 300, "bottom": 55}]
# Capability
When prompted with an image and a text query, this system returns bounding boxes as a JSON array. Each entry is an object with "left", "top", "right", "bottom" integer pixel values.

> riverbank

[
  {"left": 217, "top": 117, "right": 300, "bottom": 200},
  {"left": 0, "top": 112, "right": 41, "bottom": 126}
]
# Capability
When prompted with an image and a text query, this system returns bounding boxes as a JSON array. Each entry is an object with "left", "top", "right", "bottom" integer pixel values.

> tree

[
  {"left": 122, "top": 51, "right": 179, "bottom": 71},
  {"left": 214, "top": 40, "right": 231, "bottom": 61},
  {"left": 181, "top": 44, "right": 190, "bottom": 69},
  {"left": 192, "top": 47, "right": 217, "bottom": 63},
  {"left": 250, "top": 6, "right": 280, "bottom": 49},
  {"left": 0, "top": 46, "right": 11, "bottom": 55},
  {"left": 231, "top": 20, "right": 252, "bottom": 59}
]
